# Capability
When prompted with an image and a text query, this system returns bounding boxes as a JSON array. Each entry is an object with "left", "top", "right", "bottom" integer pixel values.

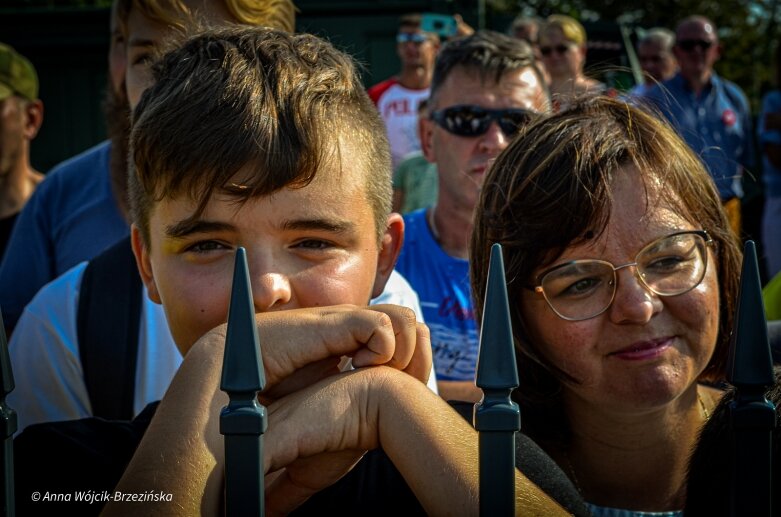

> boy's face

[{"left": 132, "top": 148, "right": 403, "bottom": 355}]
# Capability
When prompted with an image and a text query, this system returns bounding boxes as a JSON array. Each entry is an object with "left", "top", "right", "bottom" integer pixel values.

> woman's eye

[
  {"left": 646, "top": 256, "right": 687, "bottom": 272},
  {"left": 562, "top": 277, "right": 601, "bottom": 296}
]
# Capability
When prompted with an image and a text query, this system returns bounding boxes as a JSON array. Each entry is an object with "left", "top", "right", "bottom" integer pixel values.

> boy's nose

[
  {"left": 252, "top": 271, "right": 292, "bottom": 312},
  {"left": 248, "top": 252, "right": 292, "bottom": 311}
]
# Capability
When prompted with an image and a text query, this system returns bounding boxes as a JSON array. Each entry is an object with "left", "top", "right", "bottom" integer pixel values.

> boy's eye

[
  {"left": 294, "top": 239, "right": 332, "bottom": 250},
  {"left": 186, "top": 240, "right": 229, "bottom": 253}
]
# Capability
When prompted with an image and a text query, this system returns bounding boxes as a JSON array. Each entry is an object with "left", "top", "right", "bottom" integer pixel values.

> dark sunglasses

[
  {"left": 676, "top": 39, "right": 713, "bottom": 52},
  {"left": 429, "top": 105, "right": 536, "bottom": 138},
  {"left": 540, "top": 44, "right": 572, "bottom": 56},
  {"left": 396, "top": 32, "right": 428, "bottom": 44}
]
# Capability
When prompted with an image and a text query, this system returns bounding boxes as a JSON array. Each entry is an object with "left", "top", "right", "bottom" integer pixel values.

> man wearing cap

[
  {"left": 0, "top": 4, "right": 129, "bottom": 336},
  {"left": 0, "top": 43, "right": 44, "bottom": 259}
]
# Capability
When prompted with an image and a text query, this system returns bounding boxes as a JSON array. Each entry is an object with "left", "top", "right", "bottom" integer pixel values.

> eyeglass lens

[
  {"left": 538, "top": 231, "right": 709, "bottom": 321},
  {"left": 431, "top": 105, "right": 533, "bottom": 137}
]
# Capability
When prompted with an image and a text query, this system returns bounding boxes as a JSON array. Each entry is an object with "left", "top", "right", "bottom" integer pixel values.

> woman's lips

[{"left": 609, "top": 337, "right": 674, "bottom": 361}]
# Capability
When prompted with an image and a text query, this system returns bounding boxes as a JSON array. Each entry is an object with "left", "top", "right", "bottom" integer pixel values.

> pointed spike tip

[
  {"left": 475, "top": 243, "right": 519, "bottom": 390},
  {"left": 221, "top": 247, "right": 266, "bottom": 393},
  {"left": 727, "top": 240, "right": 773, "bottom": 386}
]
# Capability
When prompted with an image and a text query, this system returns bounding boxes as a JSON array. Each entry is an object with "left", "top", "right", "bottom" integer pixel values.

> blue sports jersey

[{"left": 395, "top": 209, "right": 478, "bottom": 382}]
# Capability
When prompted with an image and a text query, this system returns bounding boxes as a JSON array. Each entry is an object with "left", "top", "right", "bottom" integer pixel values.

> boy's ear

[
  {"left": 371, "top": 212, "right": 404, "bottom": 299},
  {"left": 131, "top": 224, "right": 162, "bottom": 304}
]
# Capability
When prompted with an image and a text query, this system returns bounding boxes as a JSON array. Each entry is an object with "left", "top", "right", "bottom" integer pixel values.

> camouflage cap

[{"left": 0, "top": 43, "right": 38, "bottom": 101}]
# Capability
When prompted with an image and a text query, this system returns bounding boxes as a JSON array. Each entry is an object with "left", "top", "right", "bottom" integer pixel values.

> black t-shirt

[{"left": 14, "top": 401, "right": 590, "bottom": 516}]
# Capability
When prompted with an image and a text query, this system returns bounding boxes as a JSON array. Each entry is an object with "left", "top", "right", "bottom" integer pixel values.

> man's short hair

[
  {"left": 639, "top": 27, "right": 675, "bottom": 51},
  {"left": 428, "top": 30, "right": 542, "bottom": 109},
  {"left": 128, "top": 26, "right": 392, "bottom": 245},
  {"left": 398, "top": 13, "right": 422, "bottom": 30}
]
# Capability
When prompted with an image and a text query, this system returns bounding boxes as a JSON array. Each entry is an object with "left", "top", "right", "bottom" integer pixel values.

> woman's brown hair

[{"left": 470, "top": 95, "right": 741, "bottom": 446}]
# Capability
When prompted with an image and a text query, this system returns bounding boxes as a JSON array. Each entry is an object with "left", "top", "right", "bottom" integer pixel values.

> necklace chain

[{"left": 563, "top": 393, "right": 711, "bottom": 496}]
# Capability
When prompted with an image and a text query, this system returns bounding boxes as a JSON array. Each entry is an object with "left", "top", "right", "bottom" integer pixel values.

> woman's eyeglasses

[
  {"left": 676, "top": 39, "right": 714, "bottom": 52},
  {"left": 540, "top": 44, "right": 573, "bottom": 57},
  {"left": 528, "top": 230, "right": 714, "bottom": 321},
  {"left": 429, "top": 105, "right": 537, "bottom": 138}
]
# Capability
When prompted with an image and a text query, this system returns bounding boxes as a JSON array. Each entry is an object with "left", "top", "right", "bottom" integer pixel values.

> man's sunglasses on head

[
  {"left": 397, "top": 32, "right": 429, "bottom": 44},
  {"left": 429, "top": 105, "right": 537, "bottom": 138},
  {"left": 676, "top": 39, "right": 713, "bottom": 52}
]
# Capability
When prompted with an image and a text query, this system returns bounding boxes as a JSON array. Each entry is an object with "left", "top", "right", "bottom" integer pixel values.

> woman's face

[
  {"left": 539, "top": 27, "right": 584, "bottom": 80},
  {"left": 519, "top": 166, "right": 720, "bottom": 414}
]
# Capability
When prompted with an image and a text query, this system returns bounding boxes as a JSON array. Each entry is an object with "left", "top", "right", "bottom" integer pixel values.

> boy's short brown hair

[{"left": 128, "top": 26, "right": 392, "bottom": 244}]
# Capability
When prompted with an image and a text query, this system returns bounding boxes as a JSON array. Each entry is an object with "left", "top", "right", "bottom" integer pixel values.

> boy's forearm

[
  {"left": 102, "top": 330, "right": 228, "bottom": 516},
  {"left": 437, "top": 379, "right": 484, "bottom": 403},
  {"left": 377, "top": 370, "right": 570, "bottom": 516}
]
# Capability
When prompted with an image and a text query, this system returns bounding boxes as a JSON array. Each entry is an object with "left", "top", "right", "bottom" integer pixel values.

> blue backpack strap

[{"left": 77, "top": 236, "right": 141, "bottom": 420}]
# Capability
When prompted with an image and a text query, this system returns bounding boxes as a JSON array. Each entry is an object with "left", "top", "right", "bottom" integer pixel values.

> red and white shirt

[{"left": 368, "top": 77, "right": 430, "bottom": 169}]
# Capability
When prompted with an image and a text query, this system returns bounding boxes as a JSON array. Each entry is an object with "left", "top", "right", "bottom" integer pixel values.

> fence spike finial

[
  {"left": 726, "top": 240, "right": 775, "bottom": 517},
  {"left": 220, "top": 248, "right": 267, "bottom": 517},
  {"left": 474, "top": 243, "right": 520, "bottom": 516}
]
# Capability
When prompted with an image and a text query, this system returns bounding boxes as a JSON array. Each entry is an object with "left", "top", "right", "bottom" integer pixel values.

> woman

[
  {"left": 471, "top": 95, "right": 741, "bottom": 515},
  {"left": 539, "top": 15, "right": 606, "bottom": 111}
]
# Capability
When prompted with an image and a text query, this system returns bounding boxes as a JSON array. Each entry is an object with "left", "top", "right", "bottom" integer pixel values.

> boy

[{"left": 107, "top": 26, "right": 579, "bottom": 516}]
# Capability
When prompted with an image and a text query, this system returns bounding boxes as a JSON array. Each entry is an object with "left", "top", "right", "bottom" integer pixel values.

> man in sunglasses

[
  {"left": 642, "top": 16, "right": 754, "bottom": 235},
  {"left": 395, "top": 30, "right": 550, "bottom": 403},
  {"left": 368, "top": 14, "right": 440, "bottom": 170}
]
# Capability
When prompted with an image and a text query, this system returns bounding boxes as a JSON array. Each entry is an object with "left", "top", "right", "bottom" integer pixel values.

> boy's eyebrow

[
  {"left": 281, "top": 218, "right": 356, "bottom": 234},
  {"left": 165, "top": 219, "right": 235, "bottom": 240},
  {"left": 164, "top": 218, "right": 356, "bottom": 239}
]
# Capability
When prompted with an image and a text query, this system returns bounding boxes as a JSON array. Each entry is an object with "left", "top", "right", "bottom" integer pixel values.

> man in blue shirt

[
  {"left": 395, "top": 31, "right": 549, "bottom": 402},
  {"left": 643, "top": 16, "right": 754, "bottom": 234}
]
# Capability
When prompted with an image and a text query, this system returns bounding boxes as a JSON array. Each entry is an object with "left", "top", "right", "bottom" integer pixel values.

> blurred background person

[
  {"left": 758, "top": 40, "right": 781, "bottom": 280},
  {"left": 368, "top": 13, "right": 439, "bottom": 170},
  {"left": 0, "top": 1, "right": 129, "bottom": 335},
  {"left": 508, "top": 14, "right": 548, "bottom": 84},
  {"left": 392, "top": 99, "right": 438, "bottom": 214},
  {"left": 0, "top": 43, "right": 43, "bottom": 260},
  {"left": 539, "top": 14, "right": 604, "bottom": 111},
  {"left": 642, "top": 15, "right": 753, "bottom": 237},
  {"left": 629, "top": 27, "right": 677, "bottom": 97}
]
